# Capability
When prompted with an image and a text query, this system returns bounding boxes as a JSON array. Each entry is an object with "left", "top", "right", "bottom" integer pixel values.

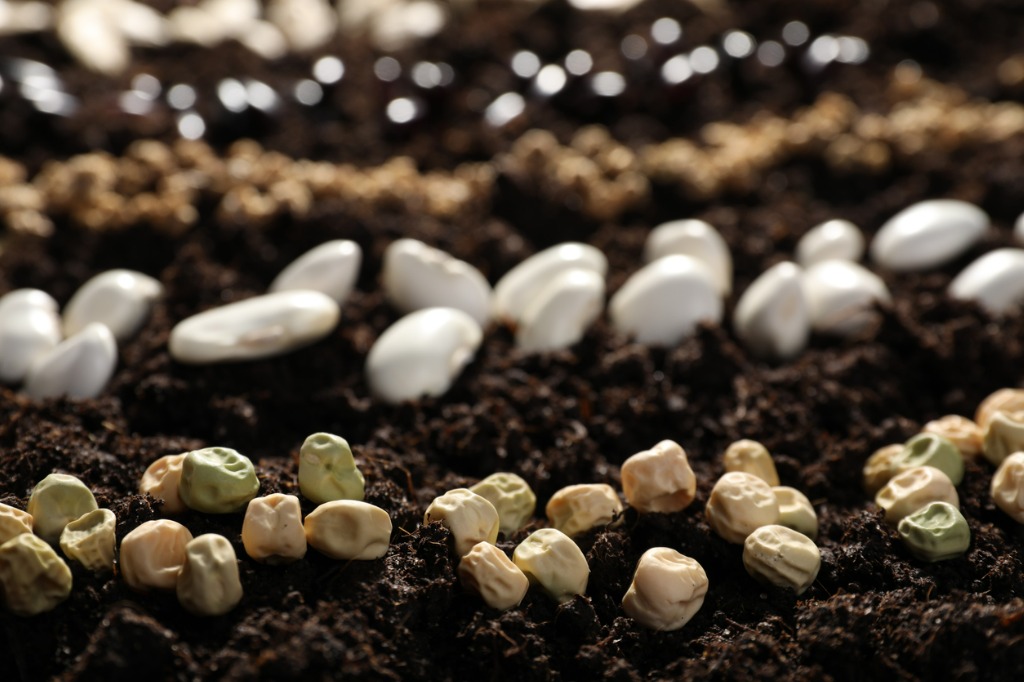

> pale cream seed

[
  {"left": 177, "top": 534, "right": 243, "bottom": 617},
  {"left": 742, "top": 524, "right": 821, "bottom": 595},
  {"left": 513, "top": 528, "right": 589, "bottom": 603},
  {"left": 304, "top": 500, "right": 392, "bottom": 560},
  {"left": 620, "top": 440, "right": 697, "bottom": 513},
  {"left": 119, "top": 519, "right": 194, "bottom": 592},
  {"left": 241, "top": 494, "right": 307, "bottom": 564},
  {"left": 772, "top": 486, "right": 818, "bottom": 540},
  {"left": 139, "top": 453, "right": 187, "bottom": 514},
  {"left": 874, "top": 466, "right": 959, "bottom": 527},
  {"left": 982, "top": 411, "right": 1024, "bottom": 467},
  {"left": 975, "top": 388, "right": 1024, "bottom": 430},
  {"left": 27, "top": 473, "right": 98, "bottom": 545},
  {"left": 991, "top": 452, "right": 1024, "bottom": 524},
  {"left": 621, "top": 547, "right": 709, "bottom": 631},
  {"left": 424, "top": 489, "right": 500, "bottom": 558},
  {"left": 922, "top": 415, "right": 982, "bottom": 459},
  {"left": 705, "top": 472, "right": 780, "bottom": 544},
  {"left": 458, "top": 542, "right": 529, "bottom": 611},
  {"left": 59, "top": 508, "right": 116, "bottom": 572},
  {"left": 0, "top": 534, "right": 73, "bottom": 616},
  {"left": 545, "top": 483, "right": 623, "bottom": 537},
  {"left": 723, "top": 439, "right": 780, "bottom": 486},
  {"left": 863, "top": 444, "right": 904, "bottom": 495},
  {"left": 0, "top": 503, "right": 33, "bottom": 545}
]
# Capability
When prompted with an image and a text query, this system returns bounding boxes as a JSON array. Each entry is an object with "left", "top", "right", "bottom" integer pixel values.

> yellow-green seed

[
  {"left": 178, "top": 447, "right": 259, "bottom": 514},
  {"left": 897, "top": 501, "right": 970, "bottom": 562},
  {"left": 59, "top": 509, "right": 116, "bottom": 572},
  {"left": 469, "top": 473, "right": 536, "bottom": 536},
  {"left": 893, "top": 433, "right": 964, "bottom": 485},
  {"left": 0, "top": 533, "right": 73, "bottom": 616},
  {"left": 27, "top": 473, "right": 97, "bottom": 544},
  {"left": 0, "top": 503, "right": 33, "bottom": 545},
  {"left": 298, "top": 433, "right": 365, "bottom": 504}
]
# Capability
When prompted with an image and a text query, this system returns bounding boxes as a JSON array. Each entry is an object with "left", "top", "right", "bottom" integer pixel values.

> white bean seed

[
  {"left": 269, "top": 240, "right": 362, "bottom": 305},
  {"left": 643, "top": 219, "right": 732, "bottom": 294},
  {"left": 796, "top": 219, "right": 865, "bottom": 267},
  {"left": 493, "top": 243, "right": 607, "bottom": 324},
  {"left": 733, "top": 261, "right": 810, "bottom": 359},
  {"left": 802, "top": 260, "right": 890, "bottom": 336},
  {"left": 870, "top": 199, "right": 988, "bottom": 272},
  {"left": 516, "top": 268, "right": 604, "bottom": 352},
  {"left": 949, "top": 248, "right": 1024, "bottom": 315},
  {"left": 62, "top": 269, "right": 163, "bottom": 341}
]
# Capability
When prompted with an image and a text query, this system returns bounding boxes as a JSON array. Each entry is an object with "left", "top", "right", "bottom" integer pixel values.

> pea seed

[
  {"left": 425, "top": 489, "right": 499, "bottom": 558},
  {"left": 59, "top": 509, "right": 115, "bottom": 572},
  {"left": 513, "top": 528, "right": 588, "bottom": 603},
  {"left": 893, "top": 433, "right": 964, "bottom": 485},
  {"left": 469, "top": 473, "right": 536, "bottom": 536},
  {"left": 177, "top": 534, "right": 243, "bottom": 616},
  {"left": 178, "top": 447, "right": 260, "bottom": 514},
  {"left": 0, "top": 534, "right": 72, "bottom": 616},
  {"left": 298, "top": 433, "right": 364, "bottom": 505},
  {"left": 27, "top": 473, "right": 97, "bottom": 545},
  {"left": 897, "top": 501, "right": 970, "bottom": 562},
  {"left": 0, "top": 503, "right": 33, "bottom": 545},
  {"left": 621, "top": 547, "right": 708, "bottom": 631},
  {"left": 459, "top": 542, "right": 529, "bottom": 610}
]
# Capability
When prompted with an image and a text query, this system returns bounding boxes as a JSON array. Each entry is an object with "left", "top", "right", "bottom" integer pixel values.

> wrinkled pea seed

[
  {"left": 772, "top": 486, "right": 818, "bottom": 540},
  {"left": 458, "top": 541, "right": 530, "bottom": 611},
  {"left": 991, "top": 452, "right": 1024, "bottom": 523},
  {"left": 424, "top": 489, "right": 500, "bottom": 558},
  {"left": 119, "top": 519, "right": 193, "bottom": 592},
  {"left": 0, "top": 502, "right": 33, "bottom": 545},
  {"left": 621, "top": 547, "right": 709, "bottom": 631},
  {"left": 177, "top": 534, "right": 243, "bottom": 616},
  {"left": 874, "top": 466, "right": 959, "bottom": 527},
  {"left": 982, "top": 411, "right": 1024, "bottom": 467},
  {"left": 304, "top": 500, "right": 392, "bottom": 560},
  {"left": 922, "top": 415, "right": 982, "bottom": 459},
  {"left": 242, "top": 494, "right": 307, "bottom": 564},
  {"left": 298, "top": 433, "right": 364, "bottom": 504},
  {"left": 863, "top": 444, "right": 904, "bottom": 495},
  {"left": 742, "top": 524, "right": 821, "bottom": 595},
  {"left": 705, "top": 472, "right": 780, "bottom": 544},
  {"left": 897, "top": 501, "right": 970, "bottom": 562},
  {"left": 27, "top": 473, "right": 97, "bottom": 545},
  {"left": 975, "top": 387, "right": 1024, "bottom": 430},
  {"left": 893, "top": 433, "right": 964, "bottom": 485},
  {"left": 178, "top": 447, "right": 260, "bottom": 514},
  {"left": 545, "top": 483, "right": 622, "bottom": 538},
  {"left": 59, "top": 508, "right": 115, "bottom": 572},
  {"left": 723, "top": 439, "right": 780, "bottom": 486},
  {"left": 512, "top": 528, "right": 589, "bottom": 603},
  {"left": 469, "top": 473, "right": 536, "bottom": 536},
  {"left": 620, "top": 440, "right": 697, "bottom": 514},
  {"left": 139, "top": 453, "right": 187, "bottom": 514},
  {"left": 0, "top": 534, "right": 72, "bottom": 616}
]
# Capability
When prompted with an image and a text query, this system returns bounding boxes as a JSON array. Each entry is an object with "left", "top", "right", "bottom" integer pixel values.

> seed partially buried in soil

[{"left": 178, "top": 447, "right": 260, "bottom": 514}]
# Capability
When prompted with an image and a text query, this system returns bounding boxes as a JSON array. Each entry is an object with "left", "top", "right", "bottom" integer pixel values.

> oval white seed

[
  {"left": 0, "top": 302, "right": 62, "bottom": 384},
  {"left": 609, "top": 255, "right": 722, "bottom": 346},
  {"left": 796, "top": 219, "right": 865, "bottom": 267},
  {"left": 169, "top": 290, "right": 339, "bottom": 364},
  {"left": 493, "top": 243, "right": 607, "bottom": 324},
  {"left": 0, "top": 289, "right": 58, "bottom": 317},
  {"left": 948, "top": 248, "right": 1024, "bottom": 315},
  {"left": 269, "top": 240, "right": 362, "bottom": 305},
  {"left": 870, "top": 199, "right": 988, "bottom": 272},
  {"left": 382, "top": 239, "right": 492, "bottom": 327},
  {"left": 516, "top": 268, "right": 604, "bottom": 352},
  {"left": 62, "top": 269, "right": 163, "bottom": 341},
  {"left": 733, "top": 261, "right": 809, "bottom": 359},
  {"left": 801, "top": 259, "right": 891, "bottom": 336},
  {"left": 365, "top": 307, "right": 482, "bottom": 404},
  {"left": 24, "top": 323, "right": 117, "bottom": 399},
  {"left": 643, "top": 219, "right": 732, "bottom": 295},
  {"left": 621, "top": 547, "right": 708, "bottom": 631}
]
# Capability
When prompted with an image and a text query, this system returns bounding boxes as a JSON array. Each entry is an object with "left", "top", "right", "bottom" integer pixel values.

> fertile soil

[{"left": 2, "top": 0, "right": 1024, "bottom": 680}]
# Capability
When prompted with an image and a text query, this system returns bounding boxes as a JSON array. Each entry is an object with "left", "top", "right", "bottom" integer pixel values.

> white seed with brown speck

[{"left": 621, "top": 547, "right": 709, "bottom": 631}]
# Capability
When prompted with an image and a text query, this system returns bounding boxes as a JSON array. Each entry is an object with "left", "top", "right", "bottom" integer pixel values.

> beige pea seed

[
  {"left": 742, "top": 524, "right": 821, "bottom": 595},
  {"left": 304, "top": 500, "right": 392, "bottom": 560},
  {"left": 139, "top": 453, "right": 187, "bottom": 514},
  {"left": 59, "top": 508, "right": 116, "bottom": 572},
  {"left": 241, "top": 494, "right": 307, "bottom": 564},
  {"left": 27, "top": 473, "right": 98, "bottom": 544},
  {"left": 545, "top": 483, "right": 623, "bottom": 537},
  {"left": 458, "top": 541, "right": 529, "bottom": 611},
  {"left": 298, "top": 432, "right": 365, "bottom": 504},
  {"left": 424, "top": 489, "right": 500, "bottom": 557},
  {"left": 863, "top": 444, "right": 904, "bottom": 495},
  {"left": 513, "top": 528, "right": 589, "bottom": 603},
  {"left": 922, "top": 415, "right": 982, "bottom": 459},
  {"left": 975, "top": 388, "right": 1024, "bottom": 430},
  {"left": 119, "top": 519, "right": 194, "bottom": 592},
  {"left": 0, "top": 534, "right": 73, "bottom": 616},
  {"left": 621, "top": 547, "right": 708, "bottom": 631},
  {"left": 772, "top": 486, "right": 818, "bottom": 540},
  {"left": 177, "top": 534, "right": 243, "bottom": 616},
  {"left": 982, "top": 411, "right": 1024, "bottom": 466},
  {"left": 0, "top": 503, "right": 33, "bottom": 545},
  {"left": 991, "top": 452, "right": 1024, "bottom": 524},
  {"left": 620, "top": 440, "right": 697, "bottom": 513},
  {"left": 705, "top": 472, "right": 780, "bottom": 544},
  {"left": 469, "top": 473, "right": 536, "bottom": 536},
  {"left": 874, "top": 466, "right": 959, "bottom": 527},
  {"left": 723, "top": 439, "right": 780, "bottom": 486}
]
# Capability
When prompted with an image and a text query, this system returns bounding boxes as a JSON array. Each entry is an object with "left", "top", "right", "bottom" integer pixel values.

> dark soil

[{"left": 2, "top": 0, "right": 1024, "bottom": 680}]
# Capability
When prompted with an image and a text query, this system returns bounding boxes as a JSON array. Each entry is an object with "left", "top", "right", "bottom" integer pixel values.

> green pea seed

[
  {"left": 894, "top": 433, "right": 964, "bottom": 485},
  {"left": 179, "top": 447, "right": 259, "bottom": 513},
  {"left": 897, "top": 501, "right": 970, "bottom": 562},
  {"left": 298, "top": 433, "right": 365, "bottom": 504},
  {"left": 27, "top": 473, "right": 97, "bottom": 545}
]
